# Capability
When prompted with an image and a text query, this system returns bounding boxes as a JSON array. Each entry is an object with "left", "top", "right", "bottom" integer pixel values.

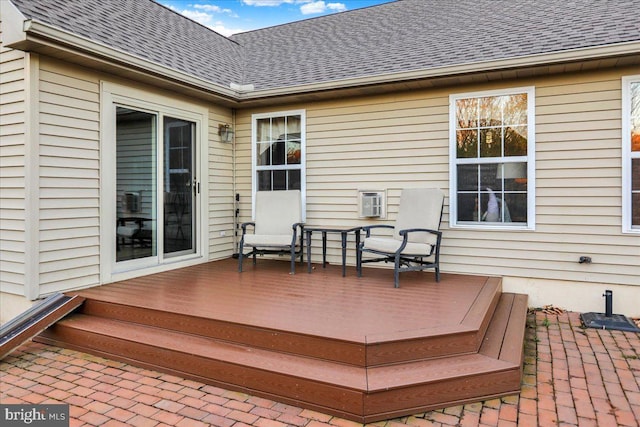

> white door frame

[{"left": 100, "top": 81, "right": 209, "bottom": 283}]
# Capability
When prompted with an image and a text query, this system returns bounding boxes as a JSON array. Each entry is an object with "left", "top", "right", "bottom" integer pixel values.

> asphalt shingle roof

[
  {"left": 7, "top": 0, "right": 640, "bottom": 92},
  {"left": 8, "top": 0, "right": 245, "bottom": 88},
  {"left": 232, "top": 0, "right": 640, "bottom": 90}
]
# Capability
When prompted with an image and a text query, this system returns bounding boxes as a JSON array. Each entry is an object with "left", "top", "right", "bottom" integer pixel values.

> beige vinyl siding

[
  {"left": 235, "top": 66, "right": 639, "bottom": 287},
  {"left": 453, "top": 71, "right": 637, "bottom": 285},
  {"left": 207, "top": 110, "right": 235, "bottom": 259},
  {"left": 304, "top": 99, "right": 449, "bottom": 235},
  {"left": 0, "top": 37, "right": 27, "bottom": 295},
  {"left": 38, "top": 58, "right": 101, "bottom": 294},
  {"left": 235, "top": 94, "right": 450, "bottom": 263},
  {"left": 35, "top": 58, "right": 234, "bottom": 290}
]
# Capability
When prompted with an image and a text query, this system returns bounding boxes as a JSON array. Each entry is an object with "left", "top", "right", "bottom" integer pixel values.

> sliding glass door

[
  {"left": 164, "top": 117, "right": 195, "bottom": 257},
  {"left": 115, "top": 107, "right": 196, "bottom": 265}
]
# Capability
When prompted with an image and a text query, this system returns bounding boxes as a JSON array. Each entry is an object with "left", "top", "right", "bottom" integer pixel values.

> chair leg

[
  {"left": 356, "top": 246, "right": 362, "bottom": 277},
  {"left": 299, "top": 233, "right": 304, "bottom": 264},
  {"left": 434, "top": 240, "right": 441, "bottom": 283},
  {"left": 290, "top": 247, "right": 296, "bottom": 275},
  {"left": 238, "top": 240, "right": 244, "bottom": 272},
  {"left": 394, "top": 254, "right": 401, "bottom": 288}
]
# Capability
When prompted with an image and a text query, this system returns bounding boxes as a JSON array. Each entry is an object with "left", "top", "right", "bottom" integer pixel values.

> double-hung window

[
  {"left": 622, "top": 75, "right": 640, "bottom": 233},
  {"left": 252, "top": 110, "right": 306, "bottom": 215},
  {"left": 449, "top": 87, "right": 535, "bottom": 229}
]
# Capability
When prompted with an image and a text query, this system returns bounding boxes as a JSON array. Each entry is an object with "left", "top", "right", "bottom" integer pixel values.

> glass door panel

[
  {"left": 164, "top": 117, "right": 195, "bottom": 257},
  {"left": 115, "top": 107, "right": 157, "bottom": 262}
]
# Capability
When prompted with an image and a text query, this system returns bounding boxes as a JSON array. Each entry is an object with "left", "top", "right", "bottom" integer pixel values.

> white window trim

[
  {"left": 100, "top": 81, "right": 209, "bottom": 284},
  {"left": 622, "top": 75, "right": 640, "bottom": 234},
  {"left": 448, "top": 86, "right": 536, "bottom": 230},
  {"left": 251, "top": 109, "right": 306, "bottom": 220}
]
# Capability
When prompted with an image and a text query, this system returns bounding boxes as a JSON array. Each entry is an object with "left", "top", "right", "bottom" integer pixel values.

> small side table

[{"left": 305, "top": 226, "right": 362, "bottom": 277}]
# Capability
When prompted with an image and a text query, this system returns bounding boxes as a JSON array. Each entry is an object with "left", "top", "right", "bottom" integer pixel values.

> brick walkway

[{"left": 1, "top": 312, "right": 639, "bottom": 427}]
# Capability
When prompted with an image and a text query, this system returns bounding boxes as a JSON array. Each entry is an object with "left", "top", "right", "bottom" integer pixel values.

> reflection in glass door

[
  {"left": 164, "top": 117, "right": 195, "bottom": 257},
  {"left": 115, "top": 107, "right": 157, "bottom": 262},
  {"left": 115, "top": 108, "right": 196, "bottom": 264}
]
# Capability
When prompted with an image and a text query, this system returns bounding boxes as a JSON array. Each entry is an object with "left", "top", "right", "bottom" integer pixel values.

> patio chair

[
  {"left": 356, "top": 188, "right": 444, "bottom": 288},
  {"left": 238, "top": 190, "right": 304, "bottom": 274}
]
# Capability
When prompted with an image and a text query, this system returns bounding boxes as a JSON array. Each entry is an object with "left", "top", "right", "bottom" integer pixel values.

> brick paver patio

[{"left": 1, "top": 311, "right": 639, "bottom": 427}]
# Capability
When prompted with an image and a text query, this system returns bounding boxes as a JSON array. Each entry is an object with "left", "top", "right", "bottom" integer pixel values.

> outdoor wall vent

[
  {"left": 230, "top": 82, "right": 255, "bottom": 92},
  {"left": 358, "top": 190, "right": 386, "bottom": 218}
]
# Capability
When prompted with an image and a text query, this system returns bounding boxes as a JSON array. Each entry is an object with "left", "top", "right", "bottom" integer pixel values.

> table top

[
  {"left": 304, "top": 225, "right": 362, "bottom": 233},
  {"left": 118, "top": 216, "right": 153, "bottom": 223}
]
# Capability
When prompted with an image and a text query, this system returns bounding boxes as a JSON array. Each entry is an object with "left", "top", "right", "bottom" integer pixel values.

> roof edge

[
  {"left": 238, "top": 40, "right": 640, "bottom": 100},
  {"left": 5, "top": 10, "right": 640, "bottom": 104},
  {"left": 12, "top": 19, "right": 240, "bottom": 100}
]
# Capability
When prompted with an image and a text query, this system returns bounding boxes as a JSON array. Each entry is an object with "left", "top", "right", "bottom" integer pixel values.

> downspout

[
  {"left": 230, "top": 85, "right": 252, "bottom": 255},
  {"left": 232, "top": 108, "right": 238, "bottom": 256}
]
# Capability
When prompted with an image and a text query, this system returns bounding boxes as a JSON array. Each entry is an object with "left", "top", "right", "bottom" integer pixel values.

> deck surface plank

[
  {"left": 72, "top": 259, "right": 496, "bottom": 344},
  {"left": 499, "top": 293, "right": 529, "bottom": 364},
  {"left": 479, "top": 293, "right": 515, "bottom": 359}
]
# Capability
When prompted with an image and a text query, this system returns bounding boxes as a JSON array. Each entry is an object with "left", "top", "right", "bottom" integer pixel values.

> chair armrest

[
  {"left": 362, "top": 224, "right": 393, "bottom": 237},
  {"left": 398, "top": 228, "right": 442, "bottom": 237},
  {"left": 398, "top": 228, "right": 443, "bottom": 254},
  {"left": 240, "top": 222, "right": 255, "bottom": 234}
]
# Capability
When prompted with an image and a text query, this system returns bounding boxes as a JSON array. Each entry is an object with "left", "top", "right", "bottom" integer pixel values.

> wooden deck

[{"left": 37, "top": 258, "right": 528, "bottom": 423}]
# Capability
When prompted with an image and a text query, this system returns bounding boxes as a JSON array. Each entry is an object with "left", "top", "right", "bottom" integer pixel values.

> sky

[{"left": 157, "top": 0, "right": 395, "bottom": 37}]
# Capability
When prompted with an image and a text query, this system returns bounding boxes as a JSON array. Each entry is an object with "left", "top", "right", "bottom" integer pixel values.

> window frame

[
  {"left": 622, "top": 75, "right": 640, "bottom": 234},
  {"left": 448, "top": 86, "right": 536, "bottom": 230},
  {"left": 251, "top": 109, "right": 306, "bottom": 220}
]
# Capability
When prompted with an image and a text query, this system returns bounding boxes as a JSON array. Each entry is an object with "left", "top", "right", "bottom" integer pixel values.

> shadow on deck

[{"left": 37, "top": 258, "right": 528, "bottom": 423}]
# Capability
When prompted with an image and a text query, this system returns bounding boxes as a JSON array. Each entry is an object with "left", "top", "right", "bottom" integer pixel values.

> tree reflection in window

[
  {"left": 454, "top": 91, "right": 530, "bottom": 225},
  {"left": 255, "top": 114, "right": 302, "bottom": 191}
]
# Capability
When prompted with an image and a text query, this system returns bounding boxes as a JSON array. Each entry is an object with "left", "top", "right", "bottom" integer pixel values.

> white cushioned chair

[
  {"left": 356, "top": 188, "right": 444, "bottom": 288},
  {"left": 238, "top": 190, "right": 304, "bottom": 274}
]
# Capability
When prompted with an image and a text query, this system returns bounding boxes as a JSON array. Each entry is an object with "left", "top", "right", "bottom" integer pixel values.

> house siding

[
  {"left": 0, "top": 52, "right": 234, "bottom": 301},
  {"left": 207, "top": 110, "right": 236, "bottom": 260},
  {"left": 235, "top": 66, "right": 639, "bottom": 291},
  {"left": 37, "top": 58, "right": 101, "bottom": 294},
  {"left": 38, "top": 58, "right": 235, "bottom": 290},
  {"left": 1, "top": 38, "right": 637, "bottom": 316},
  {"left": 0, "top": 35, "right": 27, "bottom": 296},
  {"left": 234, "top": 94, "right": 451, "bottom": 266}
]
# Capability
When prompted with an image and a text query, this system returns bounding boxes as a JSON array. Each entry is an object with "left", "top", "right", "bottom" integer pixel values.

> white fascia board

[
  {"left": 19, "top": 20, "right": 239, "bottom": 99},
  {"left": 239, "top": 41, "right": 640, "bottom": 100},
  {"left": 0, "top": 1, "right": 28, "bottom": 45}
]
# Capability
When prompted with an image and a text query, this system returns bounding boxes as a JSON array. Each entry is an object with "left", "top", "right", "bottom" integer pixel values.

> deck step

[
  {"left": 71, "top": 280, "right": 501, "bottom": 367},
  {"left": 37, "top": 291, "right": 527, "bottom": 423}
]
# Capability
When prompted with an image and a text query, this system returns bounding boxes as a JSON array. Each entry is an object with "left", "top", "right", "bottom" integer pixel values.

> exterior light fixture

[{"left": 218, "top": 123, "right": 234, "bottom": 143}]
